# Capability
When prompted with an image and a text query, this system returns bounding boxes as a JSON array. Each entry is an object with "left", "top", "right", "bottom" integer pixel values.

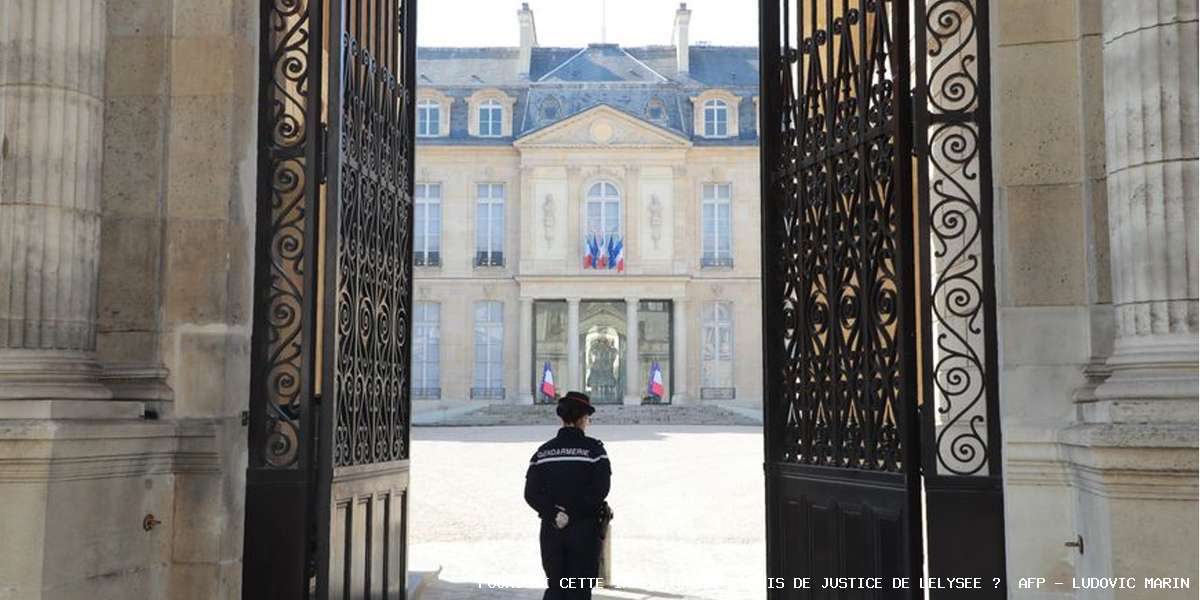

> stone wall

[
  {"left": 0, "top": 1, "right": 259, "bottom": 598},
  {"left": 993, "top": 1, "right": 1198, "bottom": 597}
]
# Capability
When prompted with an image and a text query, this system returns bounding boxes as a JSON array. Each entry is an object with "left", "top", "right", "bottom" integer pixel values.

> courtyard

[{"left": 408, "top": 425, "right": 765, "bottom": 600}]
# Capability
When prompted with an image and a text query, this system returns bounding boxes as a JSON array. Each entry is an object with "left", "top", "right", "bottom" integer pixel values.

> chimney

[
  {"left": 518, "top": 3, "right": 538, "bottom": 79},
  {"left": 672, "top": 2, "right": 691, "bottom": 76}
]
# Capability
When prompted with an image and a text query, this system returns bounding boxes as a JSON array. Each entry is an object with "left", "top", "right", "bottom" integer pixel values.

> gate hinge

[{"left": 317, "top": 122, "right": 329, "bottom": 185}]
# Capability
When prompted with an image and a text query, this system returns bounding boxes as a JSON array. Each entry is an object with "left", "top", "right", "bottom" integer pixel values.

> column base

[
  {"left": 1089, "top": 333, "right": 1199, "bottom": 423},
  {"left": 622, "top": 395, "right": 641, "bottom": 406},
  {"left": 0, "top": 349, "right": 113, "bottom": 402}
]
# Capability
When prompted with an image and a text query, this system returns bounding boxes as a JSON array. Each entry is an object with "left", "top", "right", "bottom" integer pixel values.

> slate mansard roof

[{"left": 416, "top": 43, "right": 760, "bottom": 145}]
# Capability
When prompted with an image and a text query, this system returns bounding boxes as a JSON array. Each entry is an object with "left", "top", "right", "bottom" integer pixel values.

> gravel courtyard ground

[{"left": 408, "top": 425, "right": 766, "bottom": 600}]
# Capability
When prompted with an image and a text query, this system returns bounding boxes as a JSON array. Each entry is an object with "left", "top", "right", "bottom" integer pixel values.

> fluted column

[
  {"left": 672, "top": 298, "right": 688, "bottom": 404},
  {"left": 623, "top": 297, "right": 639, "bottom": 405},
  {"left": 1095, "top": 0, "right": 1199, "bottom": 415},
  {"left": 518, "top": 297, "right": 534, "bottom": 404},
  {"left": 0, "top": 0, "right": 110, "bottom": 403},
  {"left": 567, "top": 297, "right": 581, "bottom": 391}
]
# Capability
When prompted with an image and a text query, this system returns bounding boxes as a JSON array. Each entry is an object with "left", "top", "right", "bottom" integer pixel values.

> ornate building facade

[{"left": 412, "top": 4, "right": 763, "bottom": 408}]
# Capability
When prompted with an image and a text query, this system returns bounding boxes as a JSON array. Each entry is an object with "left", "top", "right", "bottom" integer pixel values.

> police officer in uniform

[{"left": 524, "top": 391, "right": 611, "bottom": 600}]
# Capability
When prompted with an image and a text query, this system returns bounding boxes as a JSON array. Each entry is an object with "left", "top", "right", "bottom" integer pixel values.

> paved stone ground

[{"left": 408, "top": 425, "right": 766, "bottom": 600}]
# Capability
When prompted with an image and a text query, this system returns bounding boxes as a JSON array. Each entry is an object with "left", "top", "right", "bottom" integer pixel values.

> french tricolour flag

[
  {"left": 646, "top": 361, "right": 665, "bottom": 399},
  {"left": 540, "top": 361, "right": 557, "bottom": 399}
]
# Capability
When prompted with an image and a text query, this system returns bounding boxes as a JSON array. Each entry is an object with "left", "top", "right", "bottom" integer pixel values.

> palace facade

[{"left": 412, "top": 4, "right": 762, "bottom": 407}]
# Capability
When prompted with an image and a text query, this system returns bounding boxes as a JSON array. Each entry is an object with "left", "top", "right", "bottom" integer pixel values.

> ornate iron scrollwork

[
  {"left": 773, "top": 0, "right": 910, "bottom": 472},
  {"left": 915, "top": 0, "right": 999, "bottom": 477},
  {"left": 331, "top": 3, "right": 413, "bottom": 468},
  {"left": 251, "top": 0, "right": 316, "bottom": 470}
]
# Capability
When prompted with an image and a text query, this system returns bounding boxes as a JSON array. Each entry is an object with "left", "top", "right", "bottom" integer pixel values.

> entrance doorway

[{"left": 240, "top": 0, "right": 1007, "bottom": 597}]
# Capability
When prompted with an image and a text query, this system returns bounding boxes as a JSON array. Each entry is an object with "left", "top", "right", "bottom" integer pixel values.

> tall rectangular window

[
  {"left": 412, "top": 302, "right": 440, "bottom": 399},
  {"left": 475, "top": 183, "right": 505, "bottom": 266},
  {"left": 414, "top": 183, "right": 441, "bottom": 266},
  {"left": 701, "top": 183, "right": 733, "bottom": 267},
  {"left": 700, "top": 301, "right": 735, "bottom": 399},
  {"left": 417, "top": 101, "right": 440, "bottom": 137},
  {"left": 472, "top": 300, "right": 505, "bottom": 399},
  {"left": 478, "top": 100, "right": 503, "bottom": 137}
]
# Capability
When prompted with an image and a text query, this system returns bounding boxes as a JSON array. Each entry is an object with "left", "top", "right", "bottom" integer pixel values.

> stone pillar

[
  {"left": 567, "top": 297, "right": 581, "bottom": 391},
  {"left": 1059, "top": 2, "right": 1199, "bottom": 592},
  {"left": 0, "top": 0, "right": 114, "bottom": 412},
  {"left": 624, "top": 297, "right": 640, "bottom": 405},
  {"left": 672, "top": 298, "right": 688, "bottom": 404},
  {"left": 1092, "top": 0, "right": 1198, "bottom": 419},
  {"left": 518, "top": 297, "right": 534, "bottom": 404}
]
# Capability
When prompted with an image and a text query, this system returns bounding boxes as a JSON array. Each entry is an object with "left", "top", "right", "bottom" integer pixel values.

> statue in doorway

[{"left": 586, "top": 337, "right": 618, "bottom": 394}]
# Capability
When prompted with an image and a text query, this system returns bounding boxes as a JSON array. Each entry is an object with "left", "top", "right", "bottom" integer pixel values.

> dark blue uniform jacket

[{"left": 524, "top": 427, "right": 611, "bottom": 521}]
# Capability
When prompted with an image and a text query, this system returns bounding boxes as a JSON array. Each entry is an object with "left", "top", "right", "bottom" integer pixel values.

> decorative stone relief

[
  {"left": 589, "top": 119, "right": 615, "bottom": 145},
  {"left": 648, "top": 194, "right": 664, "bottom": 249},
  {"left": 542, "top": 194, "right": 556, "bottom": 244}
]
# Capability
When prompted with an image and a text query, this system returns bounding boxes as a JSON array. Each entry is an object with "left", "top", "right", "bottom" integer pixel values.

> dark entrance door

[
  {"left": 244, "top": 0, "right": 416, "bottom": 598},
  {"left": 760, "top": 0, "right": 1005, "bottom": 596}
]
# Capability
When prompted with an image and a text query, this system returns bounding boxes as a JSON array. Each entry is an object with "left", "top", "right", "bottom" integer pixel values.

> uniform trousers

[{"left": 539, "top": 517, "right": 601, "bottom": 600}]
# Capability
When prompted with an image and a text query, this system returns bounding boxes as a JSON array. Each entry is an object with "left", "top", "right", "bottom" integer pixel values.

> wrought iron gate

[
  {"left": 760, "top": 0, "right": 1004, "bottom": 596},
  {"left": 245, "top": 0, "right": 416, "bottom": 598}
]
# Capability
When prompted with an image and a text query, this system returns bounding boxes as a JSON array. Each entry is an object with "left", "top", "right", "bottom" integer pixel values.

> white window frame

[
  {"left": 703, "top": 99, "right": 729, "bottom": 137},
  {"left": 417, "top": 100, "right": 440, "bottom": 137},
  {"left": 475, "top": 183, "right": 505, "bottom": 267},
  {"left": 478, "top": 99, "right": 503, "bottom": 137},
  {"left": 584, "top": 181, "right": 622, "bottom": 239},
  {"left": 472, "top": 300, "right": 505, "bottom": 399},
  {"left": 414, "top": 183, "right": 441, "bottom": 266},
  {"left": 700, "top": 301, "right": 735, "bottom": 397},
  {"left": 701, "top": 182, "right": 733, "bottom": 268},
  {"left": 412, "top": 302, "right": 441, "bottom": 398}
]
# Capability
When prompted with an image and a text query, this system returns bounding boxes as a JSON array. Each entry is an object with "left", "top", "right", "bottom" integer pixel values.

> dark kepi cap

[{"left": 559, "top": 390, "right": 595, "bottom": 415}]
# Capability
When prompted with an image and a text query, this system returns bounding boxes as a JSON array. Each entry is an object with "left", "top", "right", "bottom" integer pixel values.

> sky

[{"left": 417, "top": 0, "right": 759, "bottom": 48}]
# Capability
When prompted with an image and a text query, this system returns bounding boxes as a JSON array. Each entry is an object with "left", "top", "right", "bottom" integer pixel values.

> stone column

[
  {"left": 1060, "top": 1, "right": 1199, "bottom": 590},
  {"left": 567, "top": 297, "right": 581, "bottom": 391},
  {"left": 672, "top": 298, "right": 688, "bottom": 404},
  {"left": 518, "top": 297, "right": 534, "bottom": 404},
  {"left": 0, "top": 0, "right": 114, "bottom": 412},
  {"left": 1093, "top": 0, "right": 1198, "bottom": 419},
  {"left": 623, "top": 297, "right": 640, "bottom": 405}
]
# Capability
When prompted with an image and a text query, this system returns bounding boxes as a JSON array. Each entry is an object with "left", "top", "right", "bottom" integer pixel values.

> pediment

[{"left": 515, "top": 104, "right": 691, "bottom": 149}]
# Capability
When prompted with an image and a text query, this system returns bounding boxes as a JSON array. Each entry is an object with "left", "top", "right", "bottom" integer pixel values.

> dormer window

[
  {"left": 541, "top": 97, "right": 561, "bottom": 120},
  {"left": 417, "top": 100, "right": 440, "bottom": 137},
  {"left": 467, "top": 89, "right": 515, "bottom": 137},
  {"left": 692, "top": 90, "right": 740, "bottom": 139},
  {"left": 415, "top": 90, "right": 451, "bottom": 137},
  {"left": 479, "top": 99, "right": 503, "bottom": 137},
  {"left": 703, "top": 99, "right": 729, "bottom": 137},
  {"left": 646, "top": 98, "right": 667, "bottom": 123}
]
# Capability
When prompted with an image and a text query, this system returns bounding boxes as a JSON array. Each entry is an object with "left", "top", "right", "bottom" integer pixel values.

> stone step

[{"left": 416, "top": 403, "right": 761, "bottom": 427}]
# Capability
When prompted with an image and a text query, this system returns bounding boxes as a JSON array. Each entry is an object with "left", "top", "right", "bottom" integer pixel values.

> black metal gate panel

[
  {"left": 761, "top": 1, "right": 1005, "bottom": 597},
  {"left": 914, "top": 1, "right": 1005, "bottom": 595},
  {"left": 761, "top": 0, "right": 923, "bottom": 596},
  {"left": 245, "top": 0, "right": 416, "bottom": 598},
  {"left": 318, "top": 0, "right": 416, "bottom": 598}
]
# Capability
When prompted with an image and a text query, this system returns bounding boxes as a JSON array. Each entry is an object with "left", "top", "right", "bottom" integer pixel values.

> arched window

[
  {"left": 417, "top": 99, "right": 441, "bottom": 137},
  {"left": 478, "top": 99, "right": 503, "bottom": 137},
  {"left": 703, "top": 98, "right": 729, "bottom": 137},
  {"left": 585, "top": 181, "right": 621, "bottom": 238},
  {"left": 583, "top": 181, "right": 624, "bottom": 270}
]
